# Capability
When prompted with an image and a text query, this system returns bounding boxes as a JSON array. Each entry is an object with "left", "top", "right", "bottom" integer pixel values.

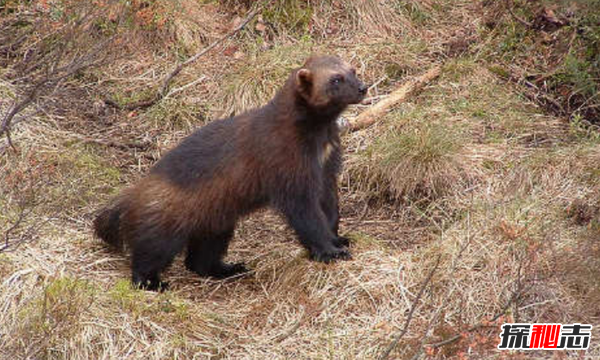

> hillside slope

[{"left": 1, "top": 1, "right": 599, "bottom": 359}]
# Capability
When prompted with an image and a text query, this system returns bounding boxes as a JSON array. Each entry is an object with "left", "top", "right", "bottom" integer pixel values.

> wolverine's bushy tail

[{"left": 93, "top": 199, "right": 125, "bottom": 250}]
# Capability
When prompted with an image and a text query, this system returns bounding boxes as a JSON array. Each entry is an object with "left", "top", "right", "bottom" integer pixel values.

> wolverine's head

[{"left": 294, "top": 55, "right": 367, "bottom": 111}]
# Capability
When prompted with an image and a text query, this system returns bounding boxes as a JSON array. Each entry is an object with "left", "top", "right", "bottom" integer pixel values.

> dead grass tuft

[
  {"left": 349, "top": 119, "right": 477, "bottom": 202},
  {"left": 2, "top": 0, "right": 600, "bottom": 359},
  {"left": 212, "top": 40, "right": 314, "bottom": 116}
]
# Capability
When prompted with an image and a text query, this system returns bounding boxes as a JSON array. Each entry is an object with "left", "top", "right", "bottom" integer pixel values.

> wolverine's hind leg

[
  {"left": 185, "top": 227, "right": 248, "bottom": 279},
  {"left": 131, "top": 229, "right": 185, "bottom": 291}
]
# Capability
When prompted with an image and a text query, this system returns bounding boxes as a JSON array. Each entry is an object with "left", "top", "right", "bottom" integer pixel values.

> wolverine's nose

[{"left": 358, "top": 84, "right": 368, "bottom": 95}]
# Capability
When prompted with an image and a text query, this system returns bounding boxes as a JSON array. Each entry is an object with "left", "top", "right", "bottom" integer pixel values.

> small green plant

[
  {"left": 384, "top": 63, "right": 408, "bottom": 80},
  {"left": 347, "top": 232, "right": 387, "bottom": 251},
  {"left": 144, "top": 97, "right": 207, "bottom": 131},
  {"left": 18, "top": 277, "right": 96, "bottom": 343},
  {"left": 570, "top": 114, "right": 600, "bottom": 143},
  {"left": 109, "top": 279, "right": 143, "bottom": 310},
  {"left": 380, "top": 125, "right": 460, "bottom": 167},
  {"left": 550, "top": 54, "right": 597, "bottom": 99},
  {"left": 262, "top": 0, "right": 312, "bottom": 34},
  {"left": 41, "top": 146, "right": 122, "bottom": 214},
  {"left": 392, "top": 1, "right": 431, "bottom": 25}
]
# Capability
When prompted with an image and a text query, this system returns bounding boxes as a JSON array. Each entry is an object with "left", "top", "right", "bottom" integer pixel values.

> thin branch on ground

[
  {"left": 425, "top": 287, "right": 524, "bottom": 350},
  {"left": 424, "top": 255, "right": 529, "bottom": 352},
  {"left": 378, "top": 254, "right": 442, "bottom": 360},
  {"left": 164, "top": 75, "right": 208, "bottom": 99},
  {"left": 69, "top": 135, "right": 152, "bottom": 151},
  {"left": 398, "top": 208, "right": 475, "bottom": 359},
  {"left": 0, "top": 82, "right": 43, "bottom": 151},
  {"left": 0, "top": 5, "right": 117, "bottom": 149},
  {"left": 1, "top": 172, "right": 50, "bottom": 253},
  {"left": 106, "top": 7, "right": 261, "bottom": 111},
  {"left": 506, "top": 0, "right": 532, "bottom": 28},
  {"left": 500, "top": 70, "right": 564, "bottom": 115},
  {"left": 2, "top": 207, "right": 29, "bottom": 252}
]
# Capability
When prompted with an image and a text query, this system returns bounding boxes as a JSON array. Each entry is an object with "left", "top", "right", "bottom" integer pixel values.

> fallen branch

[
  {"left": 0, "top": 4, "right": 117, "bottom": 149},
  {"left": 391, "top": 212, "right": 475, "bottom": 360},
  {"left": 506, "top": 0, "right": 533, "bottom": 28},
  {"left": 503, "top": 71, "right": 564, "bottom": 115},
  {"left": 70, "top": 135, "right": 152, "bottom": 151},
  {"left": 164, "top": 75, "right": 207, "bottom": 99},
  {"left": 378, "top": 254, "right": 442, "bottom": 360},
  {"left": 107, "top": 7, "right": 261, "bottom": 111},
  {"left": 1, "top": 168, "right": 49, "bottom": 253},
  {"left": 424, "top": 254, "right": 529, "bottom": 353},
  {"left": 426, "top": 289, "right": 522, "bottom": 350},
  {"left": 349, "top": 66, "right": 442, "bottom": 132}
]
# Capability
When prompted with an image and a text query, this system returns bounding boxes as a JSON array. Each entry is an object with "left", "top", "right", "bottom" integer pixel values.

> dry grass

[
  {"left": 348, "top": 118, "right": 476, "bottom": 202},
  {"left": 1, "top": 0, "right": 600, "bottom": 359},
  {"left": 213, "top": 40, "right": 315, "bottom": 116}
]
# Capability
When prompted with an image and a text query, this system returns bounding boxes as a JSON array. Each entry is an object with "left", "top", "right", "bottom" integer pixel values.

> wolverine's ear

[{"left": 295, "top": 68, "right": 312, "bottom": 94}]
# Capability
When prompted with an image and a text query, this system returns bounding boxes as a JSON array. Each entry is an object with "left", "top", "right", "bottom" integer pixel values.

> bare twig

[
  {"left": 506, "top": 0, "right": 532, "bottom": 28},
  {"left": 70, "top": 136, "right": 152, "bottom": 151},
  {"left": 341, "top": 201, "right": 370, "bottom": 235},
  {"left": 396, "top": 209, "right": 475, "bottom": 359},
  {"left": 164, "top": 75, "right": 207, "bottom": 99},
  {"left": 500, "top": 70, "right": 565, "bottom": 115},
  {"left": 0, "top": 84, "right": 41, "bottom": 147},
  {"left": 1, "top": 169, "right": 50, "bottom": 253},
  {"left": 1, "top": 212, "right": 47, "bottom": 253},
  {"left": 378, "top": 254, "right": 442, "bottom": 360},
  {"left": 108, "top": 7, "right": 261, "bottom": 111},
  {"left": 2, "top": 207, "right": 29, "bottom": 251},
  {"left": 158, "top": 7, "right": 260, "bottom": 96},
  {"left": 425, "top": 290, "right": 522, "bottom": 350},
  {"left": 424, "top": 257, "right": 528, "bottom": 351},
  {"left": 0, "top": 7, "right": 116, "bottom": 146}
]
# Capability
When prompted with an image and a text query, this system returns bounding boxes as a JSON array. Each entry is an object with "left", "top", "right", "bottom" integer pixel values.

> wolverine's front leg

[
  {"left": 320, "top": 183, "right": 350, "bottom": 248},
  {"left": 276, "top": 190, "right": 351, "bottom": 263},
  {"left": 321, "top": 156, "right": 349, "bottom": 248},
  {"left": 320, "top": 180, "right": 340, "bottom": 234}
]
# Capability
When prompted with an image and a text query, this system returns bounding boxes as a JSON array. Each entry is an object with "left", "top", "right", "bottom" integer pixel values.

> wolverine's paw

[
  {"left": 210, "top": 262, "right": 249, "bottom": 279},
  {"left": 133, "top": 279, "right": 169, "bottom": 292},
  {"left": 333, "top": 236, "right": 350, "bottom": 248},
  {"left": 310, "top": 247, "right": 352, "bottom": 263}
]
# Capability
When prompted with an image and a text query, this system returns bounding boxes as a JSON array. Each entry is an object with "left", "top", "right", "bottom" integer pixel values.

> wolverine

[{"left": 94, "top": 55, "right": 368, "bottom": 290}]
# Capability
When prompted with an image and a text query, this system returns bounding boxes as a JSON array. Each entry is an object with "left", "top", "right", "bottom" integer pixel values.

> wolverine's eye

[
  {"left": 330, "top": 75, "right": 344, "bottom": 85},
  {"left": 350, "top": 68, "right": 356, "bottom": 75}
]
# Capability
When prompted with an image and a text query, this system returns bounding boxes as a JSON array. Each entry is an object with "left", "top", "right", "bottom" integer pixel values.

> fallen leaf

[{"left": 255, "top": 22, "right": 266, "bottom": 32}]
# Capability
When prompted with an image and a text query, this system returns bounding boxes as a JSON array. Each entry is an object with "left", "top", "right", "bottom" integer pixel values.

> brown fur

[{"left": 93, "top": 55, "right": 367, "bottom": 290}]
